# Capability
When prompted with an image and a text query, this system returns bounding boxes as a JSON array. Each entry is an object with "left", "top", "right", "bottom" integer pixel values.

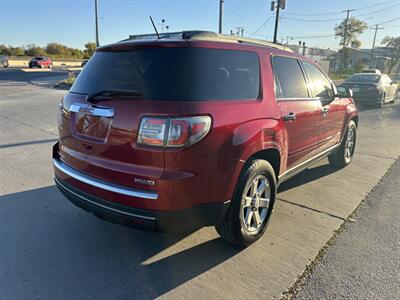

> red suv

[
  {"left": 29, "top": 56, "right": 53, "bottom": 68},
  {"left": 53, "top": 31, "right": 358, "bottom": 246}
]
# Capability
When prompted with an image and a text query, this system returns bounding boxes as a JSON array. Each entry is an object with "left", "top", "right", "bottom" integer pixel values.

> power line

[
  {"left": 282, "top": 16, "right": 342, "bottom": 22},
  {"left": 249, "top": 14, "right": 274, "bottom": 36},
  {"left": 290, "top": 33, "right": 337, "bottom": 39},
  {"left": 282, "top": 3, "right": 399, "bottom": 23},
  {"left": 355, "top": 3, "right": 399, "bottom": 17},
  {"left": 378, "top": 17, "right": 400, "bottom": 25},
  {"left": 283, "top": 0, "right": 396, "bottom": 16}
]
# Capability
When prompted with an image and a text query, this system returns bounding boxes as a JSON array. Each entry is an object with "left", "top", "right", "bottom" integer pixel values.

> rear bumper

[
  {"left": 352, "top": 92, "right": 381, "bottom": 104},
  {"left": 54, "top": 159, "right": 230, "bottom": 233}
]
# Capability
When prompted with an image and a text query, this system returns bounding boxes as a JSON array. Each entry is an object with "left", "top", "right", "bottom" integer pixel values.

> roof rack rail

[{"left": 123, "top": 30, "right": 293, "bottom": 52}]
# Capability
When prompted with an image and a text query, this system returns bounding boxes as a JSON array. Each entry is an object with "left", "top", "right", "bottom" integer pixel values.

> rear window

[
  {"left": 346, "top": 74, "right": 380, "bottom": 83},
  {"left": 70, "top": 47, "right": 260, "bottom": 101}
]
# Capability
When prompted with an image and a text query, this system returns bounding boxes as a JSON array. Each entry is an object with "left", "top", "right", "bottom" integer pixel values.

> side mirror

[{"left": 336, "top": 86, "right": 353, "bottom": 98}]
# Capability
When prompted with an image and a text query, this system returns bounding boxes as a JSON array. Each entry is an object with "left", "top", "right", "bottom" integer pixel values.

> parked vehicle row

[{"left": 53, "top": 31, "right": 358, "bottom": 247}]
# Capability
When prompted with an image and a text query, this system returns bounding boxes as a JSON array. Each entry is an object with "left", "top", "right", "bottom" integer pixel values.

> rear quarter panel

[{"left": 164, "top": 46, "right": 284, "bottom": 207}]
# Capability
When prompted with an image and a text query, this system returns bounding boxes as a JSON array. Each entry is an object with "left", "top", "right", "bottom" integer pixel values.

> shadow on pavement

[
  {"left": 278, "top": 161, "right": 337, "bottom": 193},
  {"left": 0, "top": 186, "right": 242, "bottom": 299},
  {"left": 0, "top": 138, "right": 58, "bottom": 149}
]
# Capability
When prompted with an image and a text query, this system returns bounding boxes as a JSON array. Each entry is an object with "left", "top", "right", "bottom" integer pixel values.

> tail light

[{"left": 138, "top": 116, "right": 211, "bottom": 148}]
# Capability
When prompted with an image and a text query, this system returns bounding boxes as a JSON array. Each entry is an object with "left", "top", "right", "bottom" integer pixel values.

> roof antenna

[{"left": 149, "top": 16, "right": 160, "bottom": 39}]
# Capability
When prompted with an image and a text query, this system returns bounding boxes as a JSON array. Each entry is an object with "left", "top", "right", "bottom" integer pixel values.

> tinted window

[
  {"left": 71, "top": 48, "right": 260, "bottom": 101},
  {"left": 303, "top": 62, "right": 333, "bottom": 99},
  {"left": 346, "top": 74, "right": 380, "bottom": 83},
  {"left": 272, "top": 56, "right": 308, "bottom": 99}
]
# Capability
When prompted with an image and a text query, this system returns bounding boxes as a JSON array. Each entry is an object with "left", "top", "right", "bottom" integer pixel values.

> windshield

[
  {"left": 70, "top": 47, "right": 260, "bottom": 101},
  {"left": 346, "top": 74, "right": 380, "bottom": 83}
]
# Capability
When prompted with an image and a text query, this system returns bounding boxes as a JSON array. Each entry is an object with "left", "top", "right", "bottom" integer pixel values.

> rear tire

[
  {"left": 328, "top": 120, "right": 357, "bottom": 169},
  {"left": 216, "top": 159, "right": 276, "bottom": 247}
]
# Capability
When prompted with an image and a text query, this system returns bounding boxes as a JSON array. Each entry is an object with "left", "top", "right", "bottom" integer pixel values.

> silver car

[{"left": 0, "top": 55, "right": 9, "bottom": 68}]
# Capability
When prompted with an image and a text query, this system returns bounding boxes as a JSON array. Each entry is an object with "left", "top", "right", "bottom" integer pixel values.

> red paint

[{"left": 54, "top": 39, "right": 357, "bottom": 216}]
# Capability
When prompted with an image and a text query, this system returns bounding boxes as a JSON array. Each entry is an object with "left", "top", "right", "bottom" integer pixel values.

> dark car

[
  {"left": 340, "top": 73, "right": 397, "bottom": 108},
  {"left": 81, "top": 59, "right": 89, "bottom": 67},
  {"left": 29, "top": 56, "right": 53, "bottom": 68},
  {"left": 0, "top": 55, "right": 9, "bottom": 67},
  {"left": 53, "top": 31, "right": 357, "bottom": 246}
]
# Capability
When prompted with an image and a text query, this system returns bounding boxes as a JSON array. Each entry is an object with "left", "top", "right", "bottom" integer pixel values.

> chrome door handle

[{"left": 283, "top": 112, "right": 296, "bottom": 121}]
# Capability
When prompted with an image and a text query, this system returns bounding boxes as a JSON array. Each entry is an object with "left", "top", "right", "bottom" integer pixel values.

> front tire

[
  {"left": 216, "top": 159, "right": 276, "bottom": 247},
  {"left": 328, "top": 120, "right": 357, "bottom": 169}
]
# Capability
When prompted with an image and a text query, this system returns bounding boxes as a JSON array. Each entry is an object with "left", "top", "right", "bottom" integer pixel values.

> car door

[
  {"left": 302, "top": 61, "right": 346, "bottom": 152},
  {"left": 272, "top": 56, "right": 322, "bottom": 170}
]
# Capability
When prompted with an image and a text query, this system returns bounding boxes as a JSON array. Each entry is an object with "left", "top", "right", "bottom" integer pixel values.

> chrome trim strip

[
  {"left": 278, "top": 144, "right": 340, "bottom": 181},
  {"left": 53, "top": 159, "right": 158, "bottom": 200},
  {"left": 55, "top": 177, "right": 156, "bottom": 221},
  {"left": 69, "top": 103, "right": 114, "bottom": 118}
]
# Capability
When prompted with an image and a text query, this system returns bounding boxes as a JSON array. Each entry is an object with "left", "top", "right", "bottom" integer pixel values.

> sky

[{"left": 0, "top": 0, "right": 399, "bottom": 51}]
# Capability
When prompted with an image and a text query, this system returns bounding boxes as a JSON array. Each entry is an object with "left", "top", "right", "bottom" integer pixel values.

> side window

[
  {"left": 272, "top": 56, "right": 308, "bottom": 99},
  {"left": 302, "top": 62, "right": 333, "bottom": 99}
]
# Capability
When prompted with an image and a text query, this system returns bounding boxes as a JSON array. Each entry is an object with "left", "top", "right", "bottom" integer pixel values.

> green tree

[
  {"left": 381, "top": 36, "right": 400, "bottom": 73},
  {"left": 84, "top": 42, "right": 97, "bottom": 58},
  {"left": 46, "top": 43, "right": 68, "bottom": 56},
  {"left": 335, "top": 17, "right": 368, "bottom": 47},
  {"left": 13, "top": 47, "right": 25, "bottom": 56},
  {"left": 335, "top": 17, "right": 368, "bottom": 69},
  {"left": 351, "top": 40, "right": 361, "bottom": 49},
  {"left": 0, "top": 45, "right": 10, "bottom": 55},
  {"left": 25, "top": 44, "right": 46, "bottom": 57}
]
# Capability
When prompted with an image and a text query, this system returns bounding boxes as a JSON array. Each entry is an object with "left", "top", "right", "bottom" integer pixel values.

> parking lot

[{"left": 0, "top": 68, "right": 399, "bottom": 299}]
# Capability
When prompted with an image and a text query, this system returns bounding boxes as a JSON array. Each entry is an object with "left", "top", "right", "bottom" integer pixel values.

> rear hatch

[
  {"left": 58, "top": 45, "right": 190, "bottom": 191},
  {"left": 57, "top": 43, "right": 261, "bottom": 197}
]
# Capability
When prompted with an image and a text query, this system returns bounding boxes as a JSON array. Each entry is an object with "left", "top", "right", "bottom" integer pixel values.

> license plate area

[{"left": 70, "top": 103, "right": 114, "bottom": 142}]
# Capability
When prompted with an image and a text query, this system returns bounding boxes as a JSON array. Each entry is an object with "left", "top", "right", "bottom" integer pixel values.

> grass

[{"left": 55, "top": 75, "right": 75, "bottom": 89}]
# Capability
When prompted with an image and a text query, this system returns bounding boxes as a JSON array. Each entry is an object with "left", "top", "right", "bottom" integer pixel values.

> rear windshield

[
  {"left": 70, "top": 47, "right": 260, "bottom": 101},
  {"left": 346, "top": 74, "right": 380, "bottom": 83}
]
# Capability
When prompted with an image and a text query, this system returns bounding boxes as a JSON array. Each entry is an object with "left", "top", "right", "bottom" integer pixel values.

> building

[{"left": 334, "top": 47, "right": 392, "bottom": 73}]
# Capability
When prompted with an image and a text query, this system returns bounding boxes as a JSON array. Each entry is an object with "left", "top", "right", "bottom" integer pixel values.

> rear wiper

[{"left": 85, "top": 90, "right": 143, "bottom": 103}]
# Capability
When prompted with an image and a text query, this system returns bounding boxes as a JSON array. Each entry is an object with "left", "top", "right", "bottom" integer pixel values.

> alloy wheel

[
  {"left": 344, "top": 126, "right": 355, "bottom": 163},
  {"left": 241, "top": 175, "right": 271, "bottom": 232}
]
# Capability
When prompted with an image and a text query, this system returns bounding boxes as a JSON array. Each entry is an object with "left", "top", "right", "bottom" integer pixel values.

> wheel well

[
  {"left": 248, "top": 148, "right": 281, "bottom": 179},
  {"left": 351, "top": 115, "right": 359, "bottom": 127}
]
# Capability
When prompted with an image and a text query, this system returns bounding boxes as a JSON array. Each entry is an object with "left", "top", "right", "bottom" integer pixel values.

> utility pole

[
  {"left": 95, "top": 0, "right": 99, "bottom": 47},
  {"left": 272, "top": 0, "right": 286, "bottom": 43},
  {"left": 369, "top": 24, "right": 384, "bottom": 68},
  {"left": 341, "top": 9, "right": 355, "bottom": 71},
  {"left": 219, "top": 0, "right": 224, "bottom": 33}
]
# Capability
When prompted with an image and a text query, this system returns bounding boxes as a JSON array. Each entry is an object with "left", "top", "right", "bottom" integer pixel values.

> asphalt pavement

[
  {"left": 0, "top": 69, "right": 399, "bottom": 299},
  {"left": 295, "top": 158, "right": 400, "bottom": 299}
]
